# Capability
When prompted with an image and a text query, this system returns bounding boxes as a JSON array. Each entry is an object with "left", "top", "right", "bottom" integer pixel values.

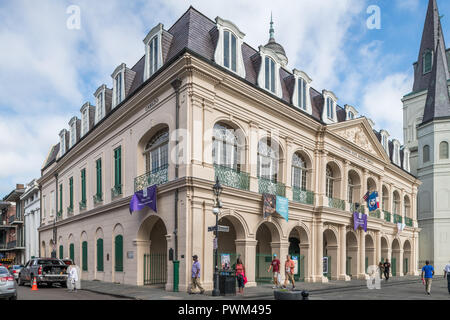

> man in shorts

[
  {"left": 444, "top": 261, "right": 450, "bottom": 294},
  {"left": 268, "top": 254, "right": 281, "bottom": 289},
  {"left": 283, "top": 255, "right": 295, "bottom": 290}
]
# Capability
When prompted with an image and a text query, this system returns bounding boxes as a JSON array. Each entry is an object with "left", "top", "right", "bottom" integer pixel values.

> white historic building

[
  {"left": 403, "top": 0, "right": 450, "bottom": 274},
  {"left": 21, "top": 180, "right": 40, "bottom": 261}
]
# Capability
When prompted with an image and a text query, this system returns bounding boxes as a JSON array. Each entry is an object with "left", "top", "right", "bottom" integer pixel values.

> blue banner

[{"left": 276, "top": 196, "right": 289, "bottom": 222}]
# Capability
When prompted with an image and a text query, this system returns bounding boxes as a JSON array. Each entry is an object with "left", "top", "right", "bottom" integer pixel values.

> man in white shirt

[{"left": 444, "top": 261, "right": 450, "bottom": 295}]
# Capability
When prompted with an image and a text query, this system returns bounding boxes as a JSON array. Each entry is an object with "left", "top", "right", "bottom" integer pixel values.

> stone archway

[
  {"left": 346, "top": 231, "right": 358, "bottom": 278},
  {"left": 403, "top": 240, "right": 412, "bottom": 276},
  {"left": 137, "top": 216, "right": 168, "bottom": 287},
  {"left": 392, "top": 239, "right": 401, "bottom": 276},
  {"left": 288, "top": 225, "right": 310, "bottom": 282},
  {"left": 255, "top": 221, "right": 281, "bottom": 283},
  {"left": 381, "top": 237, "right": 389, "bottom": 263},
  {"left": 323, "top": 228, "right": 338, "bottom": 280},
  {"left": 365, "top": 234, "right": 375, "bottom": 273}
]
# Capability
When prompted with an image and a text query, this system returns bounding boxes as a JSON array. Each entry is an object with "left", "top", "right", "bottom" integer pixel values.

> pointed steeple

[
  {"left": 422, "top": 39, "right": 450, "bottom": 124},
  {"left": 269, "top": 12, "right": 275, "bottom": 40},
  {"left": 264, "top": 13, "right": 288, "bottom": 66},
  {"left": 413, "top": 0, "right": 449, "bottom": 92}
]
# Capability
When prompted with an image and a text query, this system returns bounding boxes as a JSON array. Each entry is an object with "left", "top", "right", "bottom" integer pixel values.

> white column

[
  {"left": 358, "top": 229, "right": 368, "bottom": 279},
  {"left": 339, "top": 225, "right": 350, "bottom": 281}
]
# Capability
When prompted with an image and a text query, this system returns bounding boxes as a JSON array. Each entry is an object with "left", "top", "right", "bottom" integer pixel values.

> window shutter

[
  {"left": 70, "top": 243, "right": 75, "bottom": 262},
  {"left": 59, "top": 245, "right": 64, "bottom": 259},
  {"left": 81, "top": 169, "right": 86, "bottom": 203},
  {"left": 97, "top": 238, "right": 104, "bottom": 272},
  {"left": 59, "top": 184, "right": 63, "bottom": 212},
  {"left": 96, "top": 159, "right": 102, "bottom": 196},
  {"left": 82, "top": 241, "right": 88, "bottom": 271},
  {"left": 114, "top": 147, "right": 122, "bottom": 187},
  {"left": 115, "top": 235, "right": 123, "bottom": 272},
  {"left": 69, "top": 177, "right": 73, "bottom": 208}
]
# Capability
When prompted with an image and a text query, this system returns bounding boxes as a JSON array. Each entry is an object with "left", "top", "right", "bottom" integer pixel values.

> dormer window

[
  {"left": 115, "top": 72, "right": 122, "bottom": 106},
  {"left": 143, "top": 23, "right": 164, "bottom": 81},
  {"left": 423, "top": 49, "right": 433, "bottom": 74},
  {"left": 82, "top": 108, "right": 88, "bottom": 136},
  {"left": 214, "top": 17, "right": 246, "bottom": 78},
  {"left": 326, "top": 98, "right": 333, "bottom": 119},
  {"left": 59, "top": 130, "right": 67, "bottom": 157},
  {"left": 380, "top": 130, "right": 390, "bottom": 156},
  {"left": 69, "top": 118, "right": 77, "bottom": 148},
  {"left": 321, "top": 91, "right": 338, "bottom": 124},
  {"left": 95, "top": 90, "right": 105, "bottom": 124},
  {"left": 298, "top": 78, "right": 306, "bottom": 110},
  {"left": 345, "top": 105, "right": 358, "bottom": 121},
  {"left": 348, "top": 112, "right": 354, "bottom": 120},
  {"left": 111, "top": 64, "right": 127, "bottom": 109},
  {"left": 392, "top": 140, "right": 401, "bottom": 166},
  {"left": 265, "top": 56, "right": 276, "bottom": 93},
  {"left": 292, "top": 70, "right": 312, "bottom": 114},
  {"left": 403, "top": 148, "right": 410, "bottom": 172}
]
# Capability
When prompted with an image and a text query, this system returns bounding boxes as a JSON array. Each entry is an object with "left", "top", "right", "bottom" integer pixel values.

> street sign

[
  {"left": 208, "top": 226, "right": 216, "bottom": 232},
  {"left": 213, "top": 238, "right": 218, "bottom": 250},
  {"left": 208, "top": 225, "right": 229, "bottom": 233}
]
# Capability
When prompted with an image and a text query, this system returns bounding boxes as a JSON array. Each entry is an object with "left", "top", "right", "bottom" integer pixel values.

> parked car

[
  {"left": 61, "top": 259, "right": 73, "bottom": 266},
  {"left": 9, "top": 265, "right": 23, "bottom": 281},
  {"left": 0, "top": 266, "right": 17, "bottom": 300},
  {"left": 18, "top": 258, "right": 68, "bottom": 288}
]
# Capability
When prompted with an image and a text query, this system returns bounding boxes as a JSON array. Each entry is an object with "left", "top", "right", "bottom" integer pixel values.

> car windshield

[
  {"left": 0, "top": 267, "right": 9, "bottom": 275},
  {"left": 38, "top": 260, "right": 63, "bottom": 265},
  {"left": 12, "top": 265, "right": 21, "bottom": 269}
]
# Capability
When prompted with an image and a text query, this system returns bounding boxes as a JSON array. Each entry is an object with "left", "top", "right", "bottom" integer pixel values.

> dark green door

[
  {"left": 82, "top": 241, "right": 88, "bottom": 271},
  {"left": 365, "top": 257, "right": 369, "bottom": 273},
  {"left": 391, "top": 258, "right": 397, "bottom": 276},
  {"left": 403, "top": 258, "right": 408, "bottom": 275},
  {"left": 324, "top": 256, "right": 332, "bottom": 280},
  {"left": 346, "top": 257, "right": 352, "bottom": 276},
  {"left": 59, "top": 245, "right": 64, "bottom": 259},
  {"left": 70, "top": 243, "right": 75, "bottom": 263},
  {"left": 255, "top": 254, "right": 273, "bottom": 283}
]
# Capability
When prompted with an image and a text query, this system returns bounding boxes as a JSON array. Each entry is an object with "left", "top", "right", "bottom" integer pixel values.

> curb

[{"left": 80, "top": 287, "right": 141, "bottom": 300}]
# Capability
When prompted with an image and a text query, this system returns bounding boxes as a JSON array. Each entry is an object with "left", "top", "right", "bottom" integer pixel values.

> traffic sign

[
  {"left": 217, "top": 225, "right": 230, "bottom": 233},
  {"left": 208, "top": 226, "right": 217, "bottom": 232}
]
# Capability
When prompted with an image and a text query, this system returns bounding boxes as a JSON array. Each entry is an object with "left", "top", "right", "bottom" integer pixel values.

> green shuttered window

[
  {"left": 114, "top": 147, "right": 122, "bottom": 187},
  {"left": 59, "top": 245, "right": 64, "bottom": 259},
  {"left": 82, "top": 241, "right": 88, "bottom": 271},
  {"left": 69, "top": 177, "right": 73, "bottom": 209},
  {"left": 115, "top": 235, "right": 123, "bottom": 272},
  {"left": 97, "top": 238, "right": 104, "bottom": 272},
  {"left": 81, "top": 169, "right": 86, "bottom": 203},
  {"left": 70, "top": 243, "right": 74, "bottom": 262},
  {"left": 96, "top": 159, "right": 102, "bottom": 196}
]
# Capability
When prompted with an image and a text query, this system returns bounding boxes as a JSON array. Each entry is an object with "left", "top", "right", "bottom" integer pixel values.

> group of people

[
  {"left": 420, "top": 260, "right": 450, "bottom": 296},
  {"left": 268, "top": 254, "right": 296, "bottom": 290},
  {"left": 378, "top": 259, "right": 392, "bottom": 281}
]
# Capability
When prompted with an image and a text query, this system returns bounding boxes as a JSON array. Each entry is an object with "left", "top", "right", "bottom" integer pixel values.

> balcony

[
  {"left": 134, "top": 164, "right": 169, "bottom": 192},
  {"left": 349, "top": 203, "right": 365, "bottom": 214},
  {"left": 9, "top": 215, "right": 23, "bottom": 225},
  {"left": 369, "top": 210, "right": 381, "bottom": 219},
  {"left": 383, "top": 211, "right": 391, "bottom": 223},
  {"left": 0, "top": 221, "right": 14, "bottom": 229},
  {"left": 79, "top": 200, "right": 87, "bottom": 212},
  {"left": 393, "top": 214, "right": 403, "bottom": 224},
  {"left": 328, "top": 197, "right": 345, "bottom": 211},
  {"left": 405, "top": 217, "right": 413, "bottom": 227},
  {"left": 214, "top": 165, "right": 250, "bottom": 191},
  {"left": 93, "top": 193, "right": 103, "bottom": 205},
  {"left": 292, "top": 188, "right": 314, "bottom": 205},
  {"left": 258, "top": 178, "right": 286, "bottom": 197},
  {"left": 111, "top": 184, "right": 123, "bottom": 199}
]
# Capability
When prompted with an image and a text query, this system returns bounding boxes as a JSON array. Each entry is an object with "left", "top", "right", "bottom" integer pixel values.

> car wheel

[
  {"left": 29, "top": 275, "right": 34, "bottom": 287},
  {"left": 9, "top": 295, "right": 17, "bottom": 300},
  {"left": 60, "top": 282, "right": 67, "bottom": 288},
  {"left": 18, "top": 276, "right": 23, "bottom": 286}
]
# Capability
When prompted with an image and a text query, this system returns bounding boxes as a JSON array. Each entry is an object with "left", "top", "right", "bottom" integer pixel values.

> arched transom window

[
  {"left": 258, "top": 139, "right": 279, "bottom": 182},
  {"left": 212, "top": 123, "right": 240, "bottom": 170},
  {"left": 348, "top": 177, "right": 355, "bottom": 204},
  {"left": 292, "top": 153, "right": 307, "bottom": 190},
  {"left": 440, "top": 141, "right": 449, "bottom": 160},
  {"left": 144, "top": 128, "right": 169, "bottom": 173}
]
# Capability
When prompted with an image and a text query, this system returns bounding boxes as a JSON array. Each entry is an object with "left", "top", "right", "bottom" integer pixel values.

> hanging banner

[
  {"left": 353, "top": 212, "right": 368, "bottom": 232},
  {"left": 263, "top": 194, "right": 276, "bottom": 218},
  {"left": 276, "top": 196, "right": 289, "bottom": 222},
  {"left": 129, "top": 185, "right": 157, "bottom": 215}
]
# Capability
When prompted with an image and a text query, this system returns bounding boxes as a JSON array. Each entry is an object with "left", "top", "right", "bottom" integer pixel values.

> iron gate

[
  {"left": 255, "top": 254, "right": 273, "bottom": 283},
  {"left": 143, "top": 253, "right": 167, "bottom": 285}
]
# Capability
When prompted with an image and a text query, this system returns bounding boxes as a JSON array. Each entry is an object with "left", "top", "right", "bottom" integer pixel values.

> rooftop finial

[{"left": 269, "top": 12, "right": 275, "bottom": 40}]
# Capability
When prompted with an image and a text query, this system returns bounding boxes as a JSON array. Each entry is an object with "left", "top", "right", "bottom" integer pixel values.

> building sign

[
  {"left": 127, "top": 251, "right": 134, "bottom": 259},
  {"left": 340, "top": 146, "right": 373, "bottom": 165},
  {"left": 292, "top": 256, "right": 299, "bottom": 274},
  {"left": 145, "top": 98, "right": 159, "bottom": 112},
  {"left": 263, "top": 194, "right": 289, "bottom": 221},
  {"left": 221, "top": 254, "right": 231, "bottom": 271}
]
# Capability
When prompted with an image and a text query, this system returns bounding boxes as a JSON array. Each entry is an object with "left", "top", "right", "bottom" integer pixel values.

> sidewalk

[{"left": 81, "top": 275, "right": 431, "bottom": 300}]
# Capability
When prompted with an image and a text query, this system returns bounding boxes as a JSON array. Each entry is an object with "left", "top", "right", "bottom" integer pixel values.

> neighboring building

[
  {"left": 21, "top": 180, "right": 41, "bottom": 261},
  {"left": 38, "top": 7, "right": 420, "bottom": 290},
  {"left": 0, "top": 184, "right": 25, "bottom": 265},
  {"left": 402, "top": 0, "right": 450, "bottom": 275}
]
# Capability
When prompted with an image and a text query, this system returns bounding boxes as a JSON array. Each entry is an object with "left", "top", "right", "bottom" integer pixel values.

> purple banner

[
  {"left": 129, "top": 185, "right": 157, "bottom": 214},
  {"left": 353, "top": 212, "right": 367, "bottom": 232}
]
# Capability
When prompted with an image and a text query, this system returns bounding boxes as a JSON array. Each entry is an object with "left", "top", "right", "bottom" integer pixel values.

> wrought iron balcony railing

[
  {"left": 328, "top": 197, "right": 345, "bottom": 211},
  {"left": 134, "top": 164, "right": 169, "bottom": 192},
  {"left": 214, "top": 165, "right": 250, "bottom": 191},
  {"left": 258, "top": 178, "right": 286, "bottom": 197},
  {"left": 111, "top": 184, "right": 123, "bottom": 199},
  {"left": 393, "top": 214, "right": 403, "bottom": 224},
  {"left": 369, "top": 209, "right": 381, "bottom": 219},
  {"left": 292, "top": 188, "right": 314, "bottom": 205},
  {"left": 383, "top": 211, "right": 391, "bottom": 223},
  {"left": 405, "top": 217, "right": 413, "bottom": 227},
  {"left": 349, "top": 203, "right": 365, "bottom": 214},
  {"left": 93, "top": 193, "right": 103, "bottom": 205},
  {"left": 79, "top": 200, "right": 87, "bottom": 212}
]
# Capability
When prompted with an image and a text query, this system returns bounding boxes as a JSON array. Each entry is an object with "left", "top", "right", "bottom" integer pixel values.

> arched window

[
  {"left": 298, "top": 78, "right": 307, "bottom": 110},
  {"left": 327, "top": 98, "right": 333, "bottom": 119},
  {"left": 348, "top": 177, "right": 354, "bottom": 204},
  {"left": 423, "top": 50, "right": 433, "bottom": 74},
  {"left": 212, "top": 123, "right": 240, "bottom": 170},
  {"left": 97, "top": 238, "right": 104, "bottom": 272},
  {"left": 82, "top": 241, "right": 88, "bottom": 271},
  {"left": 223, "top": 30, "right": 237, "bottom": 72},
  {"left": 348, "top": 112, "right": 354, "bottom": 120},
  {"left": 292, "top": 153, "right": 307, "bottom": 190},
  {"left": 326, "top": 165, "right": 334, "bottom": 198},
  {"left": 115, "top": 235, "right": 123, "bottom": 272},
  {"left": 439, "top": 141, "right": 449, "bottom": 159},
  {"left": 144, "top": 128, "right": 169, "bottom": 173},
  {"left": 257, "top": 139, "right": 279, "bottom": 182},
  {"left": 382, "top": 187, "right": 389, "bottom": 211},
  {"left": 265, "top": 56, "right": 276, "bottom": 93},
  {"left": 423, "top": 145, "right": 430, "bottom": 163},
  {"left": 149, "top": 35, "right": 159, "bottom": 76},
  {"left": 69, "top": 243, "right": 75, "bottom": 262},
  {"left": 393, "top": 192, "right": 400, "bottom": 215}
]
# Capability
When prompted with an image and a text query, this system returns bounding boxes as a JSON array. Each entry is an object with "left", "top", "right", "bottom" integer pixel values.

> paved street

[{"left": 16, "top": 284, "right": 131, "bottom": 300}]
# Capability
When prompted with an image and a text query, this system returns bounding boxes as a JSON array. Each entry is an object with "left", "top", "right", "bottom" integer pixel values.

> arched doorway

[
  {"left": 403, "top": 240, "right": 412, "bottom": 275},
  {"left": 381, "top": 237, "right": 389, "bottom": 263},
  {"left": 255, "top": 222, "right": 280, "bottom": 283},
  {"left": 217, "top": 216, "right": 245, "bottom": 271},
  {"left": 346, "top": 231, "right": 358, "bottom": 278},
  {"left": 323, "top": 228, "right": 338, "bottom": 280},
  {"left": 288, "top": 226, "right": 309, "bottom": 282},
  {"left": 392, "top": 239, "right": 401, "bottom": 276},
  {"left": 365, "top": 234, "right": 375, "bottom": 273},
  {"left": 137, "top": 216, "right": 168, "bottom": 287}
]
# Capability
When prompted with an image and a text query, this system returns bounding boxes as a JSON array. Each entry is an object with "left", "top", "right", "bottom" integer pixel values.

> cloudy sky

[{"left": 0, "top": 0, "right": 449, "bottom": 196}]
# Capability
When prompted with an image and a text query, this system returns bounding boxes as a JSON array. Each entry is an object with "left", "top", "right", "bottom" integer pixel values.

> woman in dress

[{"left": 235, "top": 258, "right": 246, "bottom": 295}]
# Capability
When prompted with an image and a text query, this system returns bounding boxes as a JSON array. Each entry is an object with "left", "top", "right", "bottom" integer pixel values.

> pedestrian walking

[
  {"left": 189, "top": 255, "right": 205, "bottom": 295},
  {"left": 268, "top": 254, "right": 281, "bottom": 289},
  {"left": 67, "top": 261, "right": 80, "bottom": 292},
  {"left": 421, "top": 260, "right": 435, "bottom": 295},
  {"left": 378, "top": 262, "right": 384, "bottom": 280},
  {"left": 383, "top": 259, "right": 391, "bottom": 281},
  {"left": 235, "top": 258, "right": 246, "bottom": 295},
  {"left": 444, "top": 261, "right": 450, "bottom": 294},
  {"left": 283, "top": 255, "right": 295, "bottom": 290}
]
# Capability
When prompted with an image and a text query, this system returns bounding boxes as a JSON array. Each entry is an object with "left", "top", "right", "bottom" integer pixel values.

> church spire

[
  {"left": 269, "top": 12, "right": 275, "bottom": 41},
  {"left": 412, "top": 0, "right": 449, "bottom": 92},
  {"left": 422, "top": 38, "right": 450, "bottom": 124}
]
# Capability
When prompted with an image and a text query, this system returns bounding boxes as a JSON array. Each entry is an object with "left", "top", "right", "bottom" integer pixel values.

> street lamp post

[{"left": 212, "top": 177, "right": 223, "bottom": 297}]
